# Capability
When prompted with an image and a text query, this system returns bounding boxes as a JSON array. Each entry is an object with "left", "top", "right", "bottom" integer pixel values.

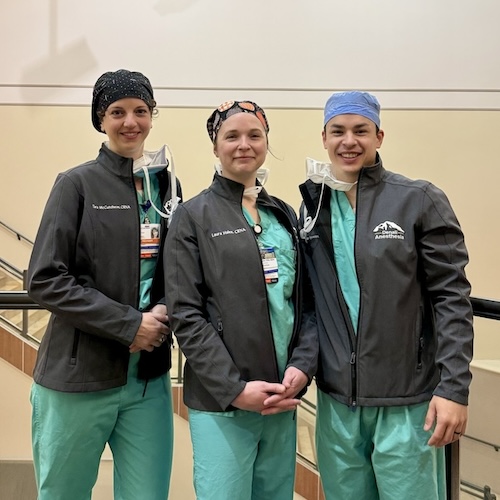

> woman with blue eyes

[
  {"left": 28, "top": 69, "right": 181, "bottom": 500},
  {"left": 164, "top": 100, "right": 318, "bottom": 500}
]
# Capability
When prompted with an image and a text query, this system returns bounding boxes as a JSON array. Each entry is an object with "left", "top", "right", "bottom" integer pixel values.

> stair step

[
  {"left": 30, "top": 326, "right": 47, "bottom": 342},
  {"left": 1, "top": 309, "right": 22, "bottom": 320},
  {"left": 0, "top": 268, "right": 23, "bottom": 289},
  {"left": 0, "top": 281, "right": 22, "bottom": 291},
  {"left": 28, "top": 310, "right": 49, "bottom": 323},
  {"left": 28, "top": 314, "right": 50, "bottom": 337},
  {"left": 297, "top": 423, "right": 316, "bottom": 464},
  {"left": 0, "top": 310, "right": 23, "bottom": 327}
]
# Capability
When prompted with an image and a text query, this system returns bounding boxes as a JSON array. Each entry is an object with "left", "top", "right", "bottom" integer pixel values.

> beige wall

[
  {"left": 1, "top": 104, "right": 499, "bottom": 357},
  {"left": 3, "top": 2, "right": 500, "bottom": 102}
]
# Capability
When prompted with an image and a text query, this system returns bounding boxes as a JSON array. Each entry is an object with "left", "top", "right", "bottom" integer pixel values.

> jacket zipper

[
  {"left": 350, "top": 179, "right": 362, "bottom": 409},
  {"left": 349, "top": 351, "right": 357, "bottom": 408}
]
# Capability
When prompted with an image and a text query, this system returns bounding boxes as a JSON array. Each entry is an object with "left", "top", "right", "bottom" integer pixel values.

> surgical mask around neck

[
  {"left": 214, "top": 164, "right": 269, "bottom": 199},
  {"left": 133, "top": 146, "right": 169, "bottom": 177},
  {"left": 300, "top": 158, "right": 356, "bottom": 240},
  {"left": 305, "top": 157, "right": 357, "bottom": 192},
  {"left": 134, "top": 145, "right": 180, "bottom": 225}
]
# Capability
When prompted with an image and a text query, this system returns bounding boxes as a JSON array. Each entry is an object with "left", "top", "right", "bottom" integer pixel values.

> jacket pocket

[
  {"left": 70, "top": 330, "right": 81, "bottom": 365},
  {"left": 415, "top": 308, "right": 423, "bottom": 370},
  {"left": 416, "top": 336, "right": 424, "bottom": 370}
]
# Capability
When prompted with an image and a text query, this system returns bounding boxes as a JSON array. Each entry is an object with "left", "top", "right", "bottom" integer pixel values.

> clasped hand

[
  {"left": 232, "top": 367, "right": 308, "bottom": 415},
  {"left": 129, "top": 304, "right": 170, "bottom": 353}
]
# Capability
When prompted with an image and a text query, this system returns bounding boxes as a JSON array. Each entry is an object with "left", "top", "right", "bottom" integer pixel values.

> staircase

[{"left": 0, "top": 268, "right": 49, "bottom": 342}]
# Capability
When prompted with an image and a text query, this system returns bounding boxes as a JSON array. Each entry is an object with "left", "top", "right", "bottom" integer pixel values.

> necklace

[{"left": 242, "top": 205, "right": 263, "bottom": 238}]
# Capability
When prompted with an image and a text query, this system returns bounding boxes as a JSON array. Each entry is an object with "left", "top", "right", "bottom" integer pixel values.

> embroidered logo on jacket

[{"left": 373, "top": 221, "right": 405, "bottom": 240}]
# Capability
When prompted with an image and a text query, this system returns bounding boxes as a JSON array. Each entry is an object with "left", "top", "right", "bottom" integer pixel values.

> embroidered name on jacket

[
  {"left": 373, "top": 221, "right": 405, "bottom": 240},
  {"left": 211, "top": 227, "right": 247, "bottom": 238},
  {"left": 92, "top": 204, "right": 132, "bottom": 210}
]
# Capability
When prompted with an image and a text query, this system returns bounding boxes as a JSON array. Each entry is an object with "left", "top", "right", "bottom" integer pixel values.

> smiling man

[{"left": 299, "top": 91, "right": 474, "bottom": 499}]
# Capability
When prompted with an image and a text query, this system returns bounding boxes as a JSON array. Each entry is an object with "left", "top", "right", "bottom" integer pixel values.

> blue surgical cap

[{"left": 323, "top": 91, "right": 380, "bottom": 128}]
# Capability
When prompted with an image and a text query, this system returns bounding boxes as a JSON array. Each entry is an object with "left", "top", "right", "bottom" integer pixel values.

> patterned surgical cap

[
  {"left": 91, "top": 69, "right": 156, "bottom": 133},
  {"left": 206, "top": 101, "right": 269, "bottom": 143}
]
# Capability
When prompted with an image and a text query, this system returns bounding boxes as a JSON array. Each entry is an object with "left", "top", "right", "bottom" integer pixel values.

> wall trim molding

[{"left": 2, "top": 85, "right": 500, "bottom": 111}]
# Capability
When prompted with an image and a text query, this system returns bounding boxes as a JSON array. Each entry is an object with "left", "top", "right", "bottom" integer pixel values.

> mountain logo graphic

[{"left": 373, "top": 220, "right": 405, "bottom": 240}]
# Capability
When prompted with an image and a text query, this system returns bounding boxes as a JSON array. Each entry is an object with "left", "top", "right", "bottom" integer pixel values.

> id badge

[
  {"left": 140, "top": 223, "right": 160, "bottom": 258},
  {"left": 260, "top": 247, "right": 279, "bottom": 284}
]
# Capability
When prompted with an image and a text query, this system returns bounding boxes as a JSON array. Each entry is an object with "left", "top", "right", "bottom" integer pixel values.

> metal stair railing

[{"left": 0, "top": 220, "right": 34, "bottom": 246}]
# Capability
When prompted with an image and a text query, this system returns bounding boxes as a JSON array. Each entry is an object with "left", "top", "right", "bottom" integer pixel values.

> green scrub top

[
  {"left": 330, "top": 190, "right": 360, "bottom": 333},
  {"left": 137, "top": 175, "right": 162, "bottom": 311},
  {"left": 243, "top": 206, "right": 296, "bottom": 377},
  {"left": 130, "top": 175, "right": 162, "bottom": 375}
]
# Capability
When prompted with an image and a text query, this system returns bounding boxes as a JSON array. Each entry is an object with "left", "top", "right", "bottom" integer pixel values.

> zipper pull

[{"left": 350, "top": 352, "right": 356, "bottom": 364}]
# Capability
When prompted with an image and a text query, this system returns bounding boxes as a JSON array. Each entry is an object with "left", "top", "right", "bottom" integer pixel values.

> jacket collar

[
  {"left": 96, "top": 144, "right": 171, "bottom": 197},
  {"left": 210, "top": 173, "right": 274, "bottom": 207},
  {"left": 97, "top": 143, "right": 134, "bottom": 179},
  {"left": 359, "top": 153, "right": 384, "bottom": 185}
]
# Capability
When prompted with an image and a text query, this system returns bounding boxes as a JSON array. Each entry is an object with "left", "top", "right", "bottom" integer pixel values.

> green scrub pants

[
  {"left": 316, "top": 390, "right": 446, "bottom": 500},
  {"left": 188, "top": 408, "right": 297, "bottom": 500},
  {"left": 30, "top": 370, "right": 173, "bottom": 500}
]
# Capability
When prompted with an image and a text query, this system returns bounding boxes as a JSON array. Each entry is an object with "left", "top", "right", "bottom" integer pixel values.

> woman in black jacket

[
  {"left": 28, "top": 69, "right": 181, "bottom": 500},
  {"left": 165, "top": 100, "right": 317, "bottom": 500}
]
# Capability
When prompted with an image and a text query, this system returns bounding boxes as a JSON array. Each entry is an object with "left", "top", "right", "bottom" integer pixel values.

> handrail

[
  {"left": 299, "top": 395, "right": 316, "bottom": 417},
  {"left": 470, "top": 297, "right": 500, "bottom": 320},
  {"left": 463, "top": 433, "right": 500, "bottom": 453},
  {"left": 0, "top": 258, "right": 24, "bottom": 280},
  {"left": 461, "top": 481, "right": 497, "bottom": 500},
  {"left": 0, "top": 291, "right": 43, "bottom": 310},
  {"left": 3, "top": 291, "right": 497, "bottom": 318},
  {"left": 0, "top": 220, "right": 34, "bottom": 246}
]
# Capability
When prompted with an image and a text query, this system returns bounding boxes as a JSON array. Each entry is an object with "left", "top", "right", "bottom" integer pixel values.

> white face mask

[
  {"left": 299, "top": 158, "right": 357, "bottom": 240},
  {"left": 214, "top": 164, "right": 269, "bottom": 198},
  {"left": 305, "top": 157, "right": 357, "bottom": 192},
  {"left": 133, "top": 145, "right": 180, "bottom": 225},
  {"left": 133, "top": 145, "right": 169, "bottom": 177}
]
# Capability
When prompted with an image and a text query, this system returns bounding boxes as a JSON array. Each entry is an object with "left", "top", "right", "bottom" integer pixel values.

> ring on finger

[{"left": 159, "top": 334, "right": 165, "bottom": 343}]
